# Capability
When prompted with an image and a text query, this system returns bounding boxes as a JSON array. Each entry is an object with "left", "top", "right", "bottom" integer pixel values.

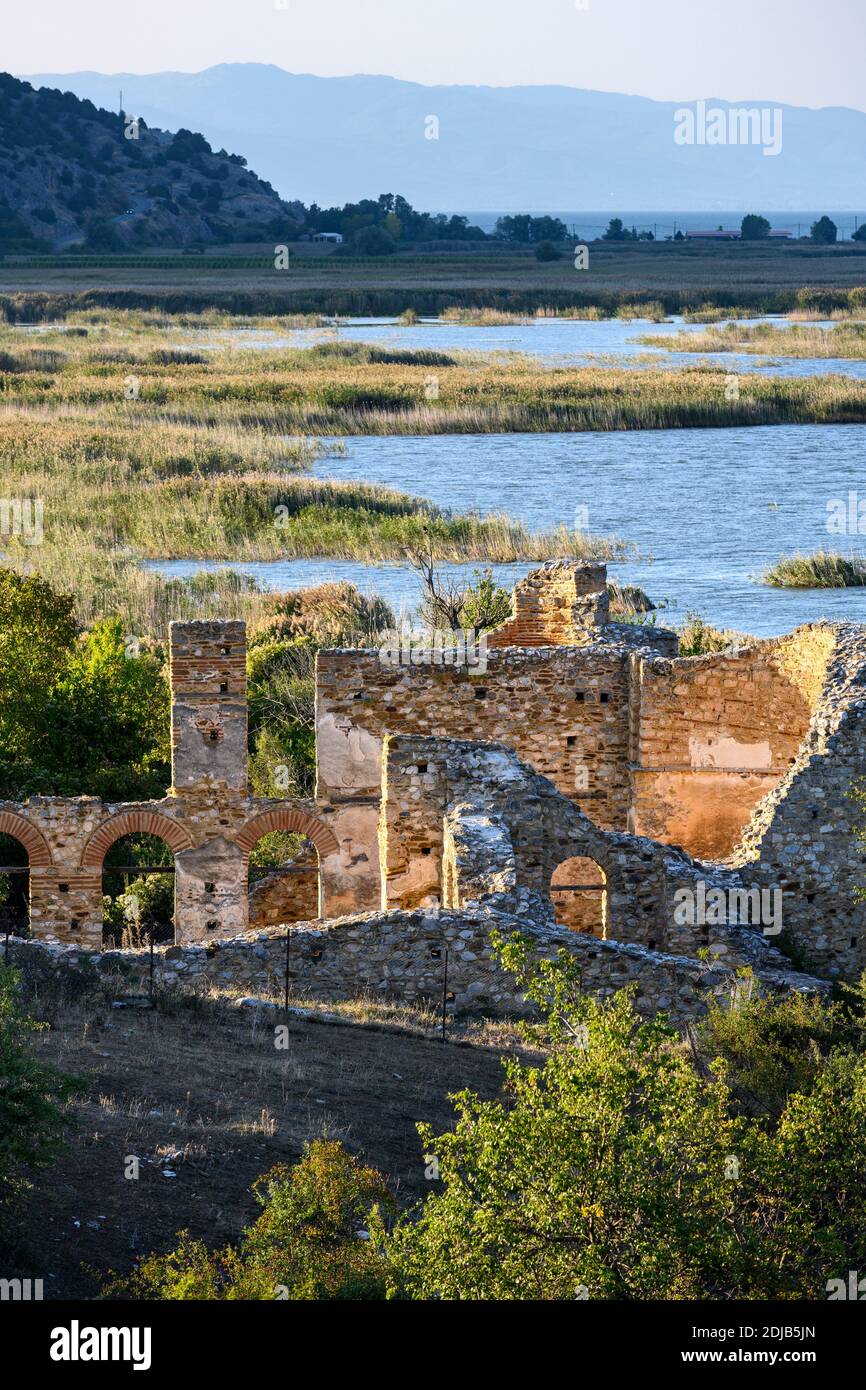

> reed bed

[
  {"left": 4, "top": 283, "right": 866, "bottom": 326},
  {"left": 761, "top": 551, "right": 866, "bottom": 588},
  {"left": 440, "top": 307, "right": 533, "bottom": 326},
  {"left": 680, "top": 305, "right": 769, "bottom": 324},
  {"left": 0, "top": 407, "right": 602, "bottom": 563},
  {"left": 639, "top": 320, "right": 866, "bottom": 360},
  {"left": 0, "top": 315, "right": 629, "bottom": 632},
  {"left": 3, "top": 324, "right": 865, "bottom": 432}
]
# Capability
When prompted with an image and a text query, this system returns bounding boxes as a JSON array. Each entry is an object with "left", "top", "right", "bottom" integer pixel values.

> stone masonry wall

[
  {"left": 733, "top": 624, "right": 866, "bottom": 979},
  {"left": 379, "top": 733, "right": 813, "bottom": 976},
  {"left": 318, "top": 646, "right": 635, "bottom": 839},
  {"left": 630, "top": 632, "right": 833, "bottom": 859},
  {"left": 7, "top": 907, "right": 828, "bottom": 1026}
]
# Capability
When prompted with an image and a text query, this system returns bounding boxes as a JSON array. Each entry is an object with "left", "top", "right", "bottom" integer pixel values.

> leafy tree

[
  {"left": 602, "top": 217, "right": 628, "bottom": 241},
  {"left": 496, "top": 214, "right": 568, "bottom": 244},
  {"left": 0, "top": 964, "right": 81, "bottom": 1212},
  {"left": 404, "top": 541, "right": 511, "bottom": 634},
  {"left": 741, "top": 214, "right": 771, "bottom": 240},
  {"left": 351, "top": 224, "right": 396, "bottom": 256},
  {"left": 102, "top": 833, "right": 175, "bottom": 946},
  {"left": 381, "top": 938, "right": 866, "bottom": 1299},
  {"left": 47, "top": 618, "right": 170, "bottom": 799},
  {"left": 102, "top": 873, "right": 174, "bottom": 947},
  {"left": 852, "top": 224, "right": 866, "bottom": 243},
  {"left": 0, "top": 579, "right": 170, "bottom": 800},
  {"left": 811, "top": 216, "right": 838, "bottom": 245},
  {"left": 459, "top": 568, "right": 513, "bottom": 632},
  {"left": 535, "top": 240, "right": 561, "bottom": 261},
  {"left": 247, "top": 639, "right": 316, "bottom": 798},
  {"left": 0, "top": 569, "right": 77, "bottom": 758}
]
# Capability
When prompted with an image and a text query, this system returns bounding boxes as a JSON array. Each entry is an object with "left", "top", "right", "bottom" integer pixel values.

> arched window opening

[
  {"left": 102, "top": 833, "right": 176, "bottom": 947},
  {"left": 0, "top": 832, "right": 29, "bottom": 937},
  {"left": 550, "top": 856, "right": 607, "bottom": 936},
  {"left": 248, "top": 831, "right": 321, "bottom": 928}
]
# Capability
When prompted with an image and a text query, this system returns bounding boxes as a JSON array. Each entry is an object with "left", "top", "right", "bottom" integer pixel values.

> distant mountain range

[
  {"left": 22, "top": 65, "right": 866, "bottom": 211},
  {"left": 0, "top": 73, "right": 297, "bottom": 252}
]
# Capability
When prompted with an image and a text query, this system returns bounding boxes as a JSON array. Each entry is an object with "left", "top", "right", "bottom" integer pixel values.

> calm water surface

[
  {"left": 205, "top": 314, "right": 866, "bottom": 381},
  {"left": 147, "top": 423, "right": 866, "bottom": 638}
]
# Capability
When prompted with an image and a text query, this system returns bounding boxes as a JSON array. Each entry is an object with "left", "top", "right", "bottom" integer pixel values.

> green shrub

[
  {"left": 107, "top": 1139, "right": 395, "bottom": 1299},
  {"left": 380, "top": 938, "right": 866, "bottom": 1299}
]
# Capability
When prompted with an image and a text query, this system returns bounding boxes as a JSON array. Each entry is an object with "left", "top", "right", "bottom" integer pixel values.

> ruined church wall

[
  {"left": 3, "top": 792, "right": 342, "bottom": 947},
  {"left": 379, "top": 733, "right": 797, "bottom": 969},
  {"left": 732, "top": 627, "right": 866, "bottom": 980},
  {"left": 630, "top": 643, "right": 822, "bottom": 859},
  {"left": 317, "top": 646, "right": 634, "bottom": 835}
]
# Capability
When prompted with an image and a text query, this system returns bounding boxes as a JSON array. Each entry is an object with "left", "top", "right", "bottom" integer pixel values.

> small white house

[{"left": 312, "top": 232, "right": 343, "bottom": 244}]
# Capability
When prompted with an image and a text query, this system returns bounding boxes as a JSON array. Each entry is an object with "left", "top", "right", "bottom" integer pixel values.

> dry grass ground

[{"left": 4, "top": 988, "right": 528, "bottom": 1299}]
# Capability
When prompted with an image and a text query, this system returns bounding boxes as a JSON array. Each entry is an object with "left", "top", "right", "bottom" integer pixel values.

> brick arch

[
  {"left": 0, "top": 810, "right": 52, "bottom": 867},
  {"left": 235, "top": 808, "right": 340, "bottom": 860},
  {"left": 80, "top": 810, "right": 195, "bottom": 868}
]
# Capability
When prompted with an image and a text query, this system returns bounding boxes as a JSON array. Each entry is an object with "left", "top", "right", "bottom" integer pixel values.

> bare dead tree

[{"left": 402, "top": 533, "right": 466, "bottom": 632}]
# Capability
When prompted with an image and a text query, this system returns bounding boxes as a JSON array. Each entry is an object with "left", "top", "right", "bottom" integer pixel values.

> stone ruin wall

[
  {"left": 0, "top": 621, "right": 349, "bottom": 948},
  {"left": 7, "top": 725, "right": 829, "bottom": 1025},
  {"left": 732, "top": 624, "right": 866, "bottom": 979},
  {"left": 378, "top": 732, "right": 809, "bottom": 965},
  {"left": 7, "top": 911, "right": 829, "bottom": 1028},
  {"left": 629, "top": 631, "right": 835, "bottom": 860},
  {"left": 317, "top": 567, "right": 851, "bottom": 950},
  {"left": 4, "top": 562, "right": 866, "bottom": 994}
]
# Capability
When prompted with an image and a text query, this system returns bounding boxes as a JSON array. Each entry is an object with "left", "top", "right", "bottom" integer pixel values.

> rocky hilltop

[{"left": 0, "top": 72, "right": 302, "bottom": 252}]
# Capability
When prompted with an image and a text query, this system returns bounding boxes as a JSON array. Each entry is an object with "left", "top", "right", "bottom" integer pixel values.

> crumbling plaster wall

[{"left": 629, "top": 629, "right": 835, "bottom": 859}]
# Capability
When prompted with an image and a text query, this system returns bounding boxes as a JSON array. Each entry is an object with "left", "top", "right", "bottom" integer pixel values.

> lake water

[
  {"left": 147, "top": 423, "right": 866, "bottom": 639},
  {"left": 206, "top": 315, "right": 866, "bottom": 381}
]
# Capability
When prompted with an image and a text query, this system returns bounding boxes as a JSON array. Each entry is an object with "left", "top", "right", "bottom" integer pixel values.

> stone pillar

[
  {"left": 379, "top": 735, "right": 448, "bottom": 909},
  {"left": 487, "top": 561, "right": 610, "bottom": 647},
  {"left": 170, "top": 621, "right": 249, "bottom": 939},
  {"left": 170, "top": 620, "right": 248, "bottom": 795},
  {"left": 175, "top": 838, "right": 247, "bottom": 942},
  {"left": 29, "top": 867, "right": 103, "bottom": 947}
]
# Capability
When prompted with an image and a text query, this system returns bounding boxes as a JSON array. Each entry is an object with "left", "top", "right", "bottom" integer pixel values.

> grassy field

[
  {"left": 1, "top": 239, "right": 865, "bottom": 317},
  {"left": 6, "top": 983, "right": 529, "bottom": 1298}
]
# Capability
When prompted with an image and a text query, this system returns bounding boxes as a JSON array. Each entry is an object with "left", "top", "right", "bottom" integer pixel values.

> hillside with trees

[{"left": 0, "top": 72, "right": 301, "bottom": 253}]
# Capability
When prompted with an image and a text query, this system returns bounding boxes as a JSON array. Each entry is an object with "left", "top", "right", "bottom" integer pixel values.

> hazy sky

[{"left": 11, "top": 0, "right": 866, "bottom": 113}]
